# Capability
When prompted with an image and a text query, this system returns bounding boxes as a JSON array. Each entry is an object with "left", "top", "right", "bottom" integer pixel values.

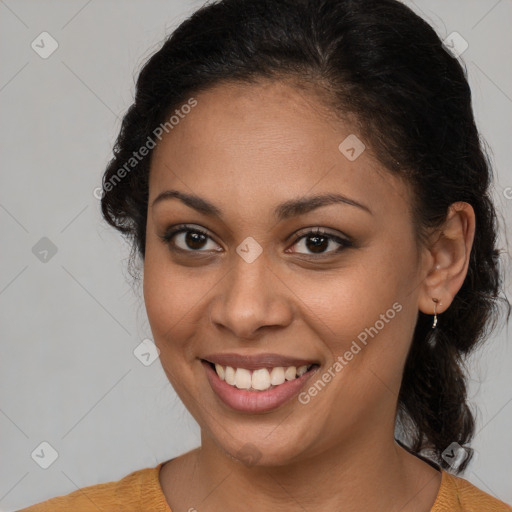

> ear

[{"left": 418, "top": 201, "right": 476, "bottom": 316}]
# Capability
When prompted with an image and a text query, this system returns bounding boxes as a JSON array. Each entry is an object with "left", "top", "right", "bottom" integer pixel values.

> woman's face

[{"left": 143, "top": 80, "right": 429, "bottom": 466}]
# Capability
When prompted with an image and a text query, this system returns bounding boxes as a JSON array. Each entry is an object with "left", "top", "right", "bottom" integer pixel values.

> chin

[{"left": 207, "top": 419, "right": 323, "bottom": 469}]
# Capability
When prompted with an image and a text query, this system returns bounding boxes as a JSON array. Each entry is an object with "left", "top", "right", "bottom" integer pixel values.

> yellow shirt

[{"left": 18, "top": 461, "right": 511, "bottom": 511}]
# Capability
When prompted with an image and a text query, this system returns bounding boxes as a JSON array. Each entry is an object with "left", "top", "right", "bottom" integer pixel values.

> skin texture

[{"left": 143, "top": 80, "right": 475, "bottom": 512}]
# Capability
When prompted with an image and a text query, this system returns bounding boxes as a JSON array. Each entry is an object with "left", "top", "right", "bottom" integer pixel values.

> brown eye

[
  {"left": 288, "top": 228, "right": 351, "bottom": 256},
  {"left": 159, "top": 224, "right": 221, "bottom": 253}
]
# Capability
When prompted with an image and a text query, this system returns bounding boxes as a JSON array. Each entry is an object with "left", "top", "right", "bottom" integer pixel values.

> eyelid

[
  {"left": 287, "top": 227, "right": 352, "bottom": 255},
  {"left": 159, "top": 223, "right": 352, "bottom": 256},
  {"left": 289, "top": 226, "right": 352, "bottom": 244},
  {"left": 158, "top": 224, "right": 221, "bottom": 252}
]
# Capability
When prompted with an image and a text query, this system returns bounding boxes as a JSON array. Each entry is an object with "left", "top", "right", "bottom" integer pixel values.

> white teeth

[
  {"left": 215, "top": 363, "right": 225, "bottom": 381},
  {"left": 297, "top": 365, "right": 308, "bottom": 377},
  {"left": 234, "top": 368, "right": 252, "bottom": 390},
  {"left": 270, "top": 367, "right": 285, "bottom": 385},
  {"left": 224, "top": 366, "right": 236, "bottom": 385},
  {"left": 213, "top": 363, "right": 314, "bottom": 391},
  {"left": 252, "top": 368, "right": 271, "bottom": 390},
  {"left": 284, "top": 366, "right": 297, "bottom": 381}
]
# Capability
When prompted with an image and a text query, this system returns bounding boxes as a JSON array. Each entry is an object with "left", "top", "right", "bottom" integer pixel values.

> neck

[{"left": 174, "top": 428, "right": 441, "bottom": 512}]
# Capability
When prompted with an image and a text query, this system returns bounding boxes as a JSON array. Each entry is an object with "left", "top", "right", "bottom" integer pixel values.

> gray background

[{"left": 1, "top": 0, "right": 511, "bottom": 510}]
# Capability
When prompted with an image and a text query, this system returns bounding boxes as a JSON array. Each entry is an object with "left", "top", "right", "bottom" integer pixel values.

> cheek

[
  {"left": 142, "top": 246, "right": 225, "bottom": 369},
  {"left": 297, "top": 257, "right": 404, "bottom": 341},
  {"left": 142, "top": 249, "right": 196, "bottom": 352},
  {"left": 300, "top": 242, "right": 418, "bottom": 386}
]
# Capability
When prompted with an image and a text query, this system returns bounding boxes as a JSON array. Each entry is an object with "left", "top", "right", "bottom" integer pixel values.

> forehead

[{"left": 148, "top": 80, "right": 413, "bottom": 219}]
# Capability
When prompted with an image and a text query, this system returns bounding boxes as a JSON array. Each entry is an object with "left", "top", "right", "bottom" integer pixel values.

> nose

[{"left": 208, "top": 251, "right": 294, "bottom": 340}]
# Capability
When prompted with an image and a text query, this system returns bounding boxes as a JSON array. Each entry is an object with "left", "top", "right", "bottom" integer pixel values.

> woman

[{"left": 20, "top": 0, "right": 511, "bottom": 510}]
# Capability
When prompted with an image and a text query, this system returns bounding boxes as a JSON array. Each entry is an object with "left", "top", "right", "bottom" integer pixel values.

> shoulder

[
  {"left": 432, "top": 470, "right": 511, "bottom": 511},
  {"left": 17, "top": 462, "right": 171, "bottom": 512}
]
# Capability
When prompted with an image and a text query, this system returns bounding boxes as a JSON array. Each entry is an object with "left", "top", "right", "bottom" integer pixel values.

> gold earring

[{"left": 432, "top": 298, "right": 439, "bottom": 328}]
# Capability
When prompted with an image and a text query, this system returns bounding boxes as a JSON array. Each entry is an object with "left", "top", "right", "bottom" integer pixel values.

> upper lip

[{"left": 201, "top": 353, "right": 319, "bottom": 370}]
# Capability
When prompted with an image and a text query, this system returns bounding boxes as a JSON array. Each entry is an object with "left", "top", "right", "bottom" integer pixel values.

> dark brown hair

[{"left": 100, "top": 0, "right": 509, "bottom": 472}]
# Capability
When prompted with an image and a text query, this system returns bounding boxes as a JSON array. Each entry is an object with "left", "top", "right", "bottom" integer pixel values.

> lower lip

[{"left": 202, "top": 361, "right": 318, "bottom": 413}]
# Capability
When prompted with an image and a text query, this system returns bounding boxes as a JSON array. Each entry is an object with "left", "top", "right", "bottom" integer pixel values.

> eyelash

[{"left": 158, "top": 224, "right": 352, "bottom": 257}]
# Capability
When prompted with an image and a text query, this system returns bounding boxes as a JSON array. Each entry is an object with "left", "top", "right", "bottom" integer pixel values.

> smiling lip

[
  {"left": 201, "top": 352, "right": 318, "bottom": 370},
  {"left": 201, "top": 357, "right": 319, "bottom": 413}
]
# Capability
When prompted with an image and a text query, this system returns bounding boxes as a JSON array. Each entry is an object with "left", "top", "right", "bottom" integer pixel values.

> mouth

[
  {"left": 200, "top": 355, "right": 320, "bottom": 413},
  {"left": 203, "top": 360, "right": 318, "bottom": 391}
]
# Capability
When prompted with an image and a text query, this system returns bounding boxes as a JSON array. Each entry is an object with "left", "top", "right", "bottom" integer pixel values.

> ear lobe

[{"left": 418, "top": 201, "right": 476, "bottom": 316}]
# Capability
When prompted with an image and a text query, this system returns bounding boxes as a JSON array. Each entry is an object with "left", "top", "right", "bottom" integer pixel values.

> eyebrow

[{"left": 151, "top": 189, "right": 372, "bottom": 220}]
